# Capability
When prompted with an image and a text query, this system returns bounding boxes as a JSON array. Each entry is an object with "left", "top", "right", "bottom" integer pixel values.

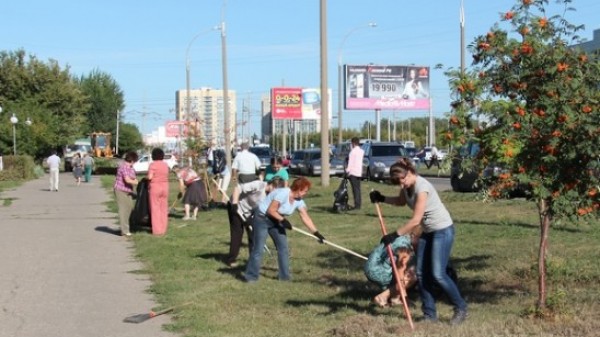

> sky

[{"left": 3, "top": 0, "right": 599, "bottom": 138}]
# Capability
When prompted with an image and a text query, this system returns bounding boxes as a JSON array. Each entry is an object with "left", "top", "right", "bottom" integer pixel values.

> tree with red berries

[{"left": 446, "top": 0, "right": 599, "bottom": 313}]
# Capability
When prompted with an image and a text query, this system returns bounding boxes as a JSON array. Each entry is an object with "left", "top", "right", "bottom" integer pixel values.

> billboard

[
  {"left": 271, "top": 87, "right": 302, "bottom": 120},
  {"left": 271, "top": 87, "right": 332, "bottom": 120},
  {"left": 344, "top": 65, "right": 430, "bottom": 110},
  {"left": 165, "top": 120, "right": 188, "bottom": 137}
]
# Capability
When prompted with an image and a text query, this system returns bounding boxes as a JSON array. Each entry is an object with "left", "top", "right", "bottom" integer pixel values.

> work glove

[
  {"left": 177, "top": 192, "right": 183, "bottom": 199},
  {"left": 281, "top": 219, "right": 293, "bottom": 230},
  {"left": 370, "top": 190, "right": 386, "bottom": 203},
  {"left": 380, "top": 231, "right": 399, "bottom": 246},
  {"left": 313, "top": 231, "right": 326, "bottom": 244}
]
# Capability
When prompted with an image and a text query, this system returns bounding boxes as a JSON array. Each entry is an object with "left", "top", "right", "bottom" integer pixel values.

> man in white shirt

[
  {"left": 46, "top": 150, "right": 61, "bottom": 191},
  {"left": 425, "top": 144, "right": 442, "bottom": 169},
  {"left": 231, "top": 142, "right": 261, "bottom": 183},
  {"left": 345, "top": 137, "right": 365, "bottom": 210}
]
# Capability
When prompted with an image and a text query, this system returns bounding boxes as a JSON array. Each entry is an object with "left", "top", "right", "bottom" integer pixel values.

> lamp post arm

[{"left": 336, "top": 23, "right": 376, "bottom": 145}]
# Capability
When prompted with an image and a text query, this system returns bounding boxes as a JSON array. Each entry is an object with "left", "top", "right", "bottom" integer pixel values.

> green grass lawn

[{"left": 100, "top": 175, "right": 600, "bottom": 337}]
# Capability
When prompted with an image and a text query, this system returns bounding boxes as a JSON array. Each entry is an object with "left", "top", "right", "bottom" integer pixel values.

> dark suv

[
  {"left": 361, "top": 142, "right": 407, "bottom": 181},
  {"left": 249, "top": 146, "right": 274, "bottom": 170}
]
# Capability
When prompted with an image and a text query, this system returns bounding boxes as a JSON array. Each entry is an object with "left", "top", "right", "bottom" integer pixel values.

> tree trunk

[{"left": 537, "top": 199, "right": 551, "bottom": 311}]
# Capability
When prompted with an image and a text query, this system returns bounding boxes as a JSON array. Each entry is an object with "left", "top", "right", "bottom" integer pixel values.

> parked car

[
  {"left": 361, "top": 142, "right": 408, "bottom": 181},
  {"left": 450, "top": 141, "right": 531, "bottom": 197},
  {"left": 133, "top": 153, "right": 178, "bottom": 173},
  {"left": 288, "top": 150, "right": 305, "bottom": 175},
  {"left": 299, "top": 148, "right": 337, "bottom": 176},
  {"left": 249, "top": 146, "right": 274, "bottom": 170},
  {"left": 450, "top": 142, "right": 482, "bottom": 192}
]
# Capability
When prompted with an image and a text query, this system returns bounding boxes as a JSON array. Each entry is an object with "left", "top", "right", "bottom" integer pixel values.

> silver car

[{"left": 361, "top": 142, "right": 408, "bottom": 181}]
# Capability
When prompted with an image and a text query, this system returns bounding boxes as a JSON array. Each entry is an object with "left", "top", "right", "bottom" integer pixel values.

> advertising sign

[
  {"left": 344, "top": 65, "right": 430, "bottom": 110},
  {"left": 272, "top": 87, "right": 332, "bottom": 120},
  {"left": 165, "top": 120, "right": 188, "bottom": 137},
  {"left": 271, "top": 87, "right": 302, "bottom": 120}
]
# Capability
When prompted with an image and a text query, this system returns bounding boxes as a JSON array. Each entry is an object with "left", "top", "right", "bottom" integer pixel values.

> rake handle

[{"left": 291, "top": 227, "right": 368, "bottom": 260}]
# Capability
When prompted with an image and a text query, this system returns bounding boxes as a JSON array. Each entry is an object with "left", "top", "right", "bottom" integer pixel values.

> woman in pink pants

[{"left": 147, "top": 148, "right": 171, "bottom": 236}]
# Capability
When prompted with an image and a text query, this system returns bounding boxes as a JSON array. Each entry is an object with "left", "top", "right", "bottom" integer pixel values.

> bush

[
  {"left": 93, "top": 157, "right": 120, "bottom": 176},
  {"left": 0, "top": 155, "right": 36, "bottom": 181}
]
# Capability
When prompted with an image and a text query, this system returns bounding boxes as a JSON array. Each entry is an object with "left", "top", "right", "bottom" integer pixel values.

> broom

[{"left": 123, "top": 301, "right": 193, "bottom": 323}]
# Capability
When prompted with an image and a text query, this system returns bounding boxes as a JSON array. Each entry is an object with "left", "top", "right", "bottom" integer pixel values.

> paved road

[{"left": 0, "top": 173, "right": 176, "bottom": 337}]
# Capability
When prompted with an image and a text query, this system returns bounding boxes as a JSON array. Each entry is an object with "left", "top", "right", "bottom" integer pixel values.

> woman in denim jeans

[
  {"left": 244, "top": 177, "right": 326, "bottom": 282},
  {"left": 369, "top": 158, "right": 468, "bottom": 325}
]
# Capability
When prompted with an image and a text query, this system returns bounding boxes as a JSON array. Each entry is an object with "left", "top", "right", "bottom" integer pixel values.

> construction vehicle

[{"left": 90, "top": 132, "right": 113, "bottom": 157}]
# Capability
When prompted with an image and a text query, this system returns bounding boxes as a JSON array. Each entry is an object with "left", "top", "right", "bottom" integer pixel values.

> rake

[
  {"left": 123, "top": 301, "right": 193, "bottom": 324},
  {"left": 291, "top": 227, "right": 367, "bottom": 261}
]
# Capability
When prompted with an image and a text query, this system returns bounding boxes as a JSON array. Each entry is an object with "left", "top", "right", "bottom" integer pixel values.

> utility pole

[{"left": 220, "top": 1, "right": 231, "bottom": 167}]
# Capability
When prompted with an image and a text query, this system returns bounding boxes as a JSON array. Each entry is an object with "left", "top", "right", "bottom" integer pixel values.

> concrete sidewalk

[{"left": 0, "top": 173, "right": 176, "bottom": 337}]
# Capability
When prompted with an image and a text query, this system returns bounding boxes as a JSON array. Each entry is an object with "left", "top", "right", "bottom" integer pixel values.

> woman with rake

[
  {"left": 369, "top": 158, "right": 468, "bottom": 325},
  {"left": 244, "top": 177, "right": 326, "bottom": 282}
]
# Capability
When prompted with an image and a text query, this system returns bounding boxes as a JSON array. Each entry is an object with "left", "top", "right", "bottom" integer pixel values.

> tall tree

[
  {"left": 117, "top": 122, "right": 144, "bottom": 155},
  {"left": 446, "top": 0, "right": 600, "bottom": 314},
  {"left": 0, "top": 50, "right": 88, "bottom": 158},
  {"left": 77, "top": 69, "right": 124, "bottom": 135}
]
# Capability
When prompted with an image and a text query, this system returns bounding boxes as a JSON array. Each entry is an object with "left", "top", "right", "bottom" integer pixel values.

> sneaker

[
  {"left": 191, "top": 215, "right": 197, "bottom": 221},
  {"left": 182, "top": 216, "right": 191, "bottom": 221},
  {"left": 227, "top": 261, "right": 239, "bottom": 268},
  {"left": 449, "top": 309, "right": 468, "bottom": 325}
]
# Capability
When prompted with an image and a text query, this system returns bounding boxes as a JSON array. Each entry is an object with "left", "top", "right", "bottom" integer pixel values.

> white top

[
  {"left": 46, "top": 154, "right": 61, "bottom": 170},
  {"left": 236, "top": 180, "right": 268, "bottom": 220},
  {"left": 231, "top": 150, "right": 261, "bottom": 175}
]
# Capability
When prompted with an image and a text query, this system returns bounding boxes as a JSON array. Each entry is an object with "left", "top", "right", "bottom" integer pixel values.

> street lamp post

[
  {"left": 337, "top": 22, "right": 376, "bottom": 145},
  {"left": 8, "top": 112, "right": 32, "bottom": 155},
  {"left": 10, "top": 114, "right": 18, "bottom": 155}
]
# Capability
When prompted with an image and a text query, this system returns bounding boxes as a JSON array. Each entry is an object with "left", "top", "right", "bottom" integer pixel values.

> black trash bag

[{"left": 130, "top": 178, "right": 151, "bottom": 232}]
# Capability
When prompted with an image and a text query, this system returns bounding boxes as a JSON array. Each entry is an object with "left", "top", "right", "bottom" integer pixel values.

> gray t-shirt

[{"left": 402, "top": 176, "right": 453, "bottom": 233}]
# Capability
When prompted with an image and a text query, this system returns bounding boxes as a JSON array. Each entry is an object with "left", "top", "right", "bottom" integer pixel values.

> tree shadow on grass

[{"left": 307, "top": 252, "right": 525, "bottom": 314}]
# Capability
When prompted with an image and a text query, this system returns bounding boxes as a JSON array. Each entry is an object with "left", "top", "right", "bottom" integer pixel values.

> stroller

[{"left": 332, "top": 175, "right": 350, "bottom": 213}]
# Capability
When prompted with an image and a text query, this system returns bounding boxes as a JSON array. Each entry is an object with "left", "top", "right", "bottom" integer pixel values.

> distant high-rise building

[{"left": 175, "top": 87, "right": 236, "bottom": 147}]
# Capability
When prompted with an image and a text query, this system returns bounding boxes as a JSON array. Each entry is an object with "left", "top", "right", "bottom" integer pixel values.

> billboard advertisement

[
  {"left": 271, "top": 87, "right": 302, "bottom": 120},
  {"left": 165, "top": 120, "right": 188, "bottom": 137},
  {"left": 271, "top": 87, "right": 332, "bottom": 120},
  {"left": 344, "top": 65, "right": 430, "bottom": 110}
]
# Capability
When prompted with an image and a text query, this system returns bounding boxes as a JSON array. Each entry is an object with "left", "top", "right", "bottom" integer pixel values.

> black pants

[
  {"left": 226, "top": 204, "right": 253, "bottom": 264},
  {"left": 426, "top": 156, "right": 441, "bottom": 169},
  {"left": 348, "top": 175, "right": 362, "bottom": 209}
]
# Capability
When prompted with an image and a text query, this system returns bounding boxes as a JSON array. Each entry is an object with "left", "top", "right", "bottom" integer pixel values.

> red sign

[
  {"left": 165, "top": 121, "right": 188, "bottom": 137},
  {"left": 271, "top": 87, "right": 302, "bottom": 120}
]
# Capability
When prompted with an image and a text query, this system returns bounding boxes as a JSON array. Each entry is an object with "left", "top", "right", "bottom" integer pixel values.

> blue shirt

[{"left": 257, "top": 187, "right": 306, "bottom": 216}]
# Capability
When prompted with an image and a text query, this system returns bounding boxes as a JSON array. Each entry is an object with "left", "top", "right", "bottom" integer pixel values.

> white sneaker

[
  {"left": 192, "top": 215, "right": 197, "bottom": 220},
  {"left": 182, "top": 216, "right": 191, "bottom": 221}
]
